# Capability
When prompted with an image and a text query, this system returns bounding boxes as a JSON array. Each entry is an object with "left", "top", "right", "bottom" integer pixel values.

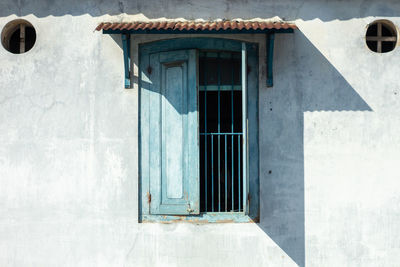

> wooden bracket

[
  {"left": 266, "top": 32, "right": 275, "bottom": 88},
  {"left": 122, "top": 34, "right": 132, "bottom": 89}
]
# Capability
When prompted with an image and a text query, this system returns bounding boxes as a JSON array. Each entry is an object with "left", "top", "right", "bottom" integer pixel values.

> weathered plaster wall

[{"left": 1, "top": 1, "right": 400, "bottom": 266}]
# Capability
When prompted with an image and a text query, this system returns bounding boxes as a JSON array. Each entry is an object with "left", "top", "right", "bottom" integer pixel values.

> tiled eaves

[{"left": 95, "top": 20, "right": 297, "bottom": 32}]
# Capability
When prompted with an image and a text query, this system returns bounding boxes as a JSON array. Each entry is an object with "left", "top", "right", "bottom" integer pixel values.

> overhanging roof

[
  {"left": 95, "top": 20, "right": 297, "bottom": 34},
  {"left": 96, "top": 20, "right": 296, "bottom": 89}
]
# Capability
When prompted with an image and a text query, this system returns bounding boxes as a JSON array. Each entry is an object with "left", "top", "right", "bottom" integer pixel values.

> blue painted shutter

[{"left": 148, "top": 49, "right": 199, "bottom": 215}]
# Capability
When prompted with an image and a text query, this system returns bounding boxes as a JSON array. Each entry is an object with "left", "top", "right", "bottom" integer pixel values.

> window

[
  {"left": 366, "top": 20, "right": 397, "bottom": 53},
  {"left": 139, "top": 38, "right": 259, "bottom": 223},
  {"left": 1, "top": 19, "right": 36, "bottom": 54}
]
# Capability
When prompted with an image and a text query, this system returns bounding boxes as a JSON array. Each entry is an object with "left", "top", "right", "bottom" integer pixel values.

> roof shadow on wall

[
  {"left": 257, "top": 31, "right": 371, "bottom": 267},
  {"left": 1, "top": 0, "right": 400, "bottom": 20}
]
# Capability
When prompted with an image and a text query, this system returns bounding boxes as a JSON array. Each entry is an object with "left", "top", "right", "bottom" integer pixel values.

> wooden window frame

[{"left": 138, "top": 37, "right": 259, "bottom": 223}]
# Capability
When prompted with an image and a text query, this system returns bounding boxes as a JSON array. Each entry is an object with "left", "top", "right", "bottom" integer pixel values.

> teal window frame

[{"left": 139, "top": 37, "right": 259, "bottom": 223}]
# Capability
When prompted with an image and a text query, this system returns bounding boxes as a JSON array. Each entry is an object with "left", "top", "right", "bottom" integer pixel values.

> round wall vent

[
  {"left": 366, "top": 20, "right": 397, "bottom": 53},
  {"left": 1, "top": 19, "right": 36, "bottom": 54}
]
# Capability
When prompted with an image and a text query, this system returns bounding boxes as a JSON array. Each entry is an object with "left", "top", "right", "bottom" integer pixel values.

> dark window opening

[{"left": 199, "top": 51, "right": 244, "bottom": 213}]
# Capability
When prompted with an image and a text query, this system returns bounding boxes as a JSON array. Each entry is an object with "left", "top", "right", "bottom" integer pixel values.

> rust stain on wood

[{"left": 147, "top": 192, "right": 151, "bottom": 204}]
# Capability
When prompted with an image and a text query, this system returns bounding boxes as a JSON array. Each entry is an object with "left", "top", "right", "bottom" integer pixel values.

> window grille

[{"left": 199, "top": 51, "right": 244, "bottom": 212}]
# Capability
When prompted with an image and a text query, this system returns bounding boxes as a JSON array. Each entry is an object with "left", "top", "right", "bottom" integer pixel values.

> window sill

[{"left": 141, "top": 213, "right": 259, "bottom": 223}]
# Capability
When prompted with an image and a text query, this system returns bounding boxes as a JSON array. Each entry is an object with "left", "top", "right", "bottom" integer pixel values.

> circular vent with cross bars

[
  {"left": 366, "top": 20, "right": 397, "bottom": 53},
  {"left": 1, "top": 19, "right": 36, "bottom": 54}
]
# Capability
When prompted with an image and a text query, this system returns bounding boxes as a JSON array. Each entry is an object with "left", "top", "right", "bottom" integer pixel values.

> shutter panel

[{"left": 148, "top": 49, "right": 199, "bottom": 215}]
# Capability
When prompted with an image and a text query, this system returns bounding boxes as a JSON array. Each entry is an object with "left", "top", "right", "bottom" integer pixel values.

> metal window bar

[
  {"left": 231, "top": 53, "right": 235, "bottom": 212},
  {"left": 217, "top": 52, "right": 221, "bottom": 212},
  {"left": 204, "top": 50, "right": 208, "bottom": 212},
  {"left": 200, "top": 50, "right": 245, "bottom": 213}
]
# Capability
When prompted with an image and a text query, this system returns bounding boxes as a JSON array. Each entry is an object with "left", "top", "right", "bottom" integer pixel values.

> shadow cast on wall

[
  {"left": 1, "top": 0, "right": 400, "bottom": 20},
  {"left": 257, "top": 31, "right": 371, "bottom": 267},
  {"left": 73, "top": 28, "right": 371, "bottom": 266}
]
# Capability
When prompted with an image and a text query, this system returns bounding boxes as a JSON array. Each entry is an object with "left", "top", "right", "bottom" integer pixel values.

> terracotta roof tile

[{"left": 95, "top": 20, "right": 297, "bottom": 32}]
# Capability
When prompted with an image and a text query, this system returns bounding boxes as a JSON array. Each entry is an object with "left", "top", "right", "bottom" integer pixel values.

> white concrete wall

[{"left": 1, "top": 1, "right": 400, "bottom": 266}]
